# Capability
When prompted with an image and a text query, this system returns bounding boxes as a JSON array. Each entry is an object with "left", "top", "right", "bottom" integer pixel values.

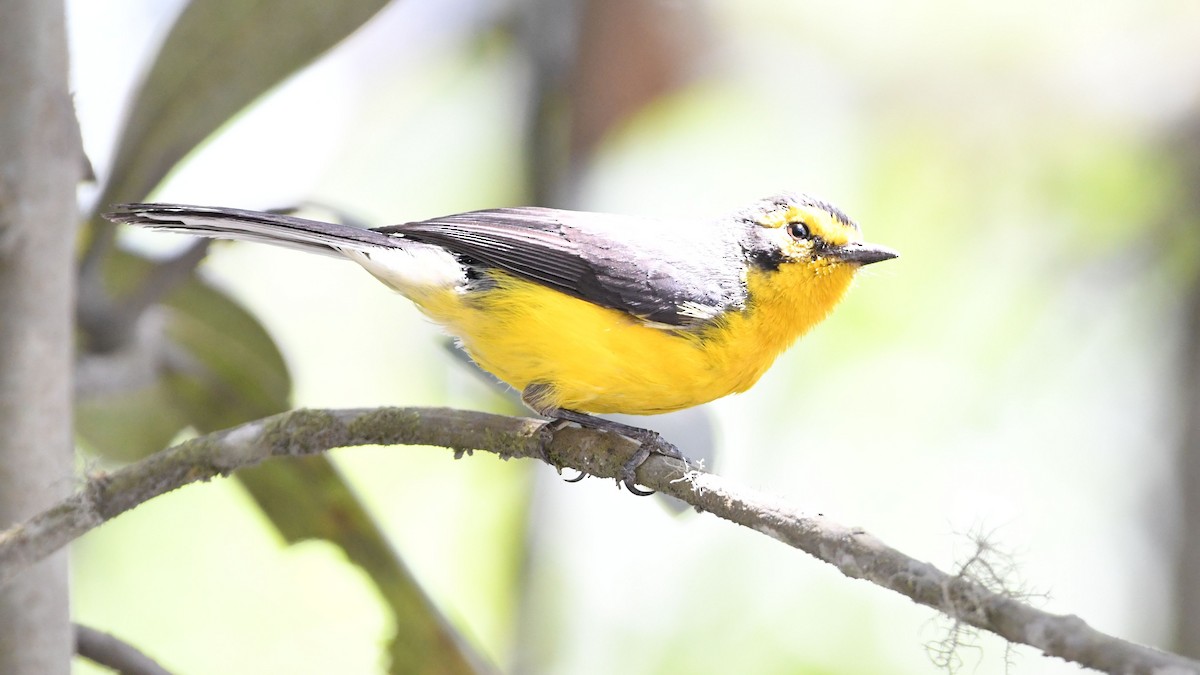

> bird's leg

[
  {"left": 543, "top": 408, "right": 684, "bottom": 495},
  {"left": 534, "top": 417, "right": 575, "bottom": 478},
  {"left": 522, "top": 384, "right": 683, "bottom": 495}
]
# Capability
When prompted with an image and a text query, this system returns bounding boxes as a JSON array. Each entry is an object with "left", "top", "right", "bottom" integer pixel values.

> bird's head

[{"left": 740, "top": 192, "right": 898, "bottom": 273}]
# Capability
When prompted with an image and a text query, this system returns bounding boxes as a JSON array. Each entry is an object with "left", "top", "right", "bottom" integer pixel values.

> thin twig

[
  {"left": 77, "top": 240, "right": 211, "bottom": 354},
  {"left": 117, "top": 239, "right": 211, "bottom": 318},
  {"left": 0, "top": 407, "right": 1193, "bottom": 675},
  {"left": 75, "top": 623, "right": 173, "bottom": 675}
]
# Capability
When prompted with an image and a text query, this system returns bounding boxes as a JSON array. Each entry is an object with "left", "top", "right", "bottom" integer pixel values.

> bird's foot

[{"left": 616, "top": 429, "right": 684, "bottom": 496}]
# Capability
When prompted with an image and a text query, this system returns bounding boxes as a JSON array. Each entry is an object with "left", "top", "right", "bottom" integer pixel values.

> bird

[{"left": 106, "top": 193, "right": 897, "bottom": 494}]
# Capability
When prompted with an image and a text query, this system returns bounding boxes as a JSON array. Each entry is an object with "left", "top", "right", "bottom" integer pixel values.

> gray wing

[{"left": 378, "top": 207, "right": 748, "bottom": 328}]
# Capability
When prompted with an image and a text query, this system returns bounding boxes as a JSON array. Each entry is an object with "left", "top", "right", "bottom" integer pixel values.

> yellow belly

[{"left": 412, "top": 265, "right": 855, "bottom": 415}]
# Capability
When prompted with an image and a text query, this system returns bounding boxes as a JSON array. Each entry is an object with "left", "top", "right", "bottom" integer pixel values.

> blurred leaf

[
  {"left": 516, "top": 0, "right": 701, "bottom": 203},
  {"left": 76, "top": 249, "right": 291, "bottom": 458},
  {"left": 569, "top": 0, "right": 702, "bottom": 162},
  {"left": 77, "top": 249, "right": 487, "bottom": 671},
  {"left": 77, "top": 3, "right": 495, "bottom": 670},
  {"left": 161, "top": 276, "right": 292, "bottom": 429},
  {"left": 93, "top": 0, "right": 394, "bottom": 212},
  {"left": 79, "top": 0, "right": 394, "bottom": 444},
  {"left": 76, "top": 384, "right": 191, "bottom": 464},
  {"left": 238, "top": 457, "right": 491, "bottom": 675}
]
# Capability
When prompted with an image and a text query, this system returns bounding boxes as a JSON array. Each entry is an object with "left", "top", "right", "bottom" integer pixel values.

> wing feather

[{"left": 379, "top": 207, "right": 747, "bottom": 327}]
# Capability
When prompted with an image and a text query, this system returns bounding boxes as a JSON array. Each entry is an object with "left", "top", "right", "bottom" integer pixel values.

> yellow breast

[{"left": 413, "top": 262, "right": 857, "bottom": 415}]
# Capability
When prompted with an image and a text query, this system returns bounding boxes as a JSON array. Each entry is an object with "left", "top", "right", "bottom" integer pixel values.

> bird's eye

[{"left": 786, "top": 221, "right": 810, "bottom": 240}]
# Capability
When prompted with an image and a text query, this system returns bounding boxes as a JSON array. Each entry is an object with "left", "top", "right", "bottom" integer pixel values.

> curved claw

[
  {"left": 618, "top": 440, "right": 657, "bottom": 496},
  {"left": 622, "top": 478, "right": 656, "bottom": 496},
  {"left": 531, "top": 404, "right": 687, "bottom": 496}
]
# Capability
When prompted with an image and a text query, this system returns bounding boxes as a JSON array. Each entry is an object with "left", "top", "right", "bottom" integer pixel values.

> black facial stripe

[{"left": 746, "top": 244, "right": 784, "bottom": 271}]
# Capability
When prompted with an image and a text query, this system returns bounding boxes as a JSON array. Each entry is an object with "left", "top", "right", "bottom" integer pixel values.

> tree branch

[
  {"left": 75, "top": 623, "right": 172, "bottom": 675},
  {"left": 1, "top": 407, "right": 1192, "bottom": 675}
]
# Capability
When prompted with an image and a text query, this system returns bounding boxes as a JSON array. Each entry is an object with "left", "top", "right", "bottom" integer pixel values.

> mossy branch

[{"left": 0, "top": 407, "right": 1192, "bottom": 675}]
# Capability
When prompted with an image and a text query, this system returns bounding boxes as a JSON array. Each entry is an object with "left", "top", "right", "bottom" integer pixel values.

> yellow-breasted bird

[{"left": 106, "top": 193, "right": 897, "bottom": 493}]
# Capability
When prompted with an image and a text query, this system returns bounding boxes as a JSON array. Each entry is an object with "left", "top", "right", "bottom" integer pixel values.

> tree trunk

[{"left": 0, "top": 0, "right": 79, "bottom": 672}]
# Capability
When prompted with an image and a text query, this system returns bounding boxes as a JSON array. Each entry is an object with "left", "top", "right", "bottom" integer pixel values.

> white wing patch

[
  {"left": 676, "top": 301, "right": 724, "bottom": 321},
  {"left": 638, "top": 301, "right": 725, "bottom": 330},
  {"left": 339, "top": 243, "right": 466, "bottom": 294}
]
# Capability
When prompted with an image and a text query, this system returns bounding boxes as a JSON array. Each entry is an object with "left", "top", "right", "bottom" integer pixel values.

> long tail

[
  {"left": 104, "top": 203, "right": 403, "bottom": 258},
  {"left": 105, "top": 203, "right": 466, "bottom": 293}
]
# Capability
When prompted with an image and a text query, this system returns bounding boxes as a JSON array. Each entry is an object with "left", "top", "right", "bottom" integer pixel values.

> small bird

[{"left": 106, "top": 193, "right": 897, "bottom": 493}]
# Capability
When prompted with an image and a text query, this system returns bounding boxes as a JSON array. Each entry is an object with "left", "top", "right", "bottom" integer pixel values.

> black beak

[{"left": 833, "top": 241, "right": 899, "bottom": 266}]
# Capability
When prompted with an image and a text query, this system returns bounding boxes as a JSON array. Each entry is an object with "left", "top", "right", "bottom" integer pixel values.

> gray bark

[{"left": 0, "top": 0, "right": 80, "bottom": 673}]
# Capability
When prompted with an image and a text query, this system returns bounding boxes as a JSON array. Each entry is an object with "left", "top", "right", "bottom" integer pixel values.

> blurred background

[{"left": 67, "top": 0, "right": 1200, "bottom": 673}]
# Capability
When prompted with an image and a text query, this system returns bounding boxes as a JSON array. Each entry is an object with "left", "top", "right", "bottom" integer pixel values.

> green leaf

[
  {"left": 75, "top": 384, "right": 191, "bottom": 464},
  {"left": 160, "top": 273, "right": 292, "bottom": 430},
  {"left": 237, "top": 457, "right": 489, "bottom": 675},
  {"left": 94, "top": 0, "right": 394, "bottom": 210},
  {"left": 76, "top": 249, "right": 292, "bottom": 458},
  {"left": 76, "top": 253, "right": 487, "bottom": 669},
  {"left": 75, "top": 4, "right": 490, "bottom": 669},
  {"left": 81, "top": 0, "right": 391, "bottom": 453}
]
